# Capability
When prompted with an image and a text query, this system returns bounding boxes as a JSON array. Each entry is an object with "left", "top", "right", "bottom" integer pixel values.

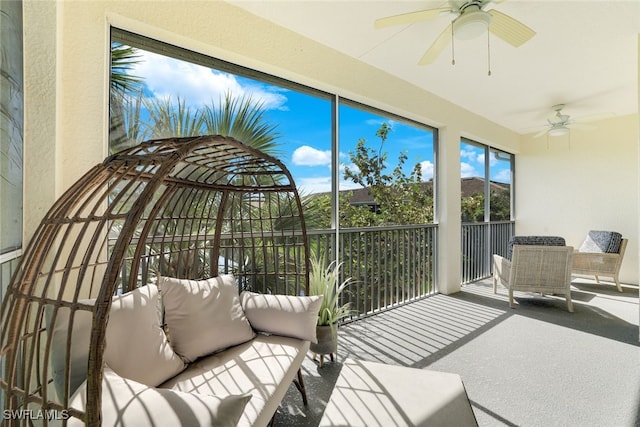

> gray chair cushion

[
  {"left": 507, "top": 235, "right": 566, "bottom": 260},
  {"left": 579, "top": 230, "right": 622, "bottom": 254}
]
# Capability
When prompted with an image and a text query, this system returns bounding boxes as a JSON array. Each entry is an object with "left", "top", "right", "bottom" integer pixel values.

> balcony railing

[
  {"left": 461, "top": 221, "right": 515, "bottom": 284},
  {"left": 110, "top": 221, "right": 510, "bottom": 321},
  {"left": 308, "top": 224, "right": 437, "bottom": 321}
]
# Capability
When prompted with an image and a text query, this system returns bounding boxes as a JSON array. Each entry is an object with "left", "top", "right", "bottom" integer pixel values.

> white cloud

[
  {"left": 292, "top": 146, "right": 332, "bottom": 166},
  {"left": 461, "top": 147, "right": 501, "bottom": 166},
  {"left": 339, "top": 180, "right": 363, "bottom": 191},
  {"left": 131, "top": 50, "right": 287, "bottom": 109},
  {"left": 297, "top": 176, "right": 364, "bottom": 194},
  {"left": 460, "top": 147, "right": 479, "bottom": 163},
  {"left": 297, "top": 176, "right": 332, "bottom": 194},
  {"left": 461, "top": 162, "right": 477, "bottom": 178},
  {"left": 419, "top": 160, "right": 434, "bottom": 181},
  {"left": 492, "top": 169, "right": 512, "bottom": 183}
]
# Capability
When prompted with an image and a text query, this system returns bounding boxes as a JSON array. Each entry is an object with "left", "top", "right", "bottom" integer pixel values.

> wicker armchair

[
  {"left": 493, "top": 245, "right": 574, "bottom": 312},
  {"left": 572, "top": 231, "right": 627, "bottom": 292}
]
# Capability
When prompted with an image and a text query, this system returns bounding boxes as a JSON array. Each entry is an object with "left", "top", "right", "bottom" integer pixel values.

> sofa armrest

[
  {"left": 573, "top": 251, "right": 620, "bottom": 274},
  {"left": 493, "top": 254, "right": 511, "bottom": 290}
]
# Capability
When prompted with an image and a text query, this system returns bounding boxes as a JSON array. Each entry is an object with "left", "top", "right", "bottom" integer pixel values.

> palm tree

[
  {"left": 202, "top": 92, "right": 281, "bottom": 156},
  {"left": 110, "top": 44, "right": 143, "bottom": 95},
  {"left": 110, "top": 43, "right": 144, "bottom": 153},
  {"left": 144, "top": 95, "right": 206, "bottom": 139},
  {"left": 109, "top": 42, "right": 282, "bottom": 156}
]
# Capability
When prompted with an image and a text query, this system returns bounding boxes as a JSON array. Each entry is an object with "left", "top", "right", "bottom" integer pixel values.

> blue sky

[{"left": 126, "top": 48, "right": 509, "bottom": 193}]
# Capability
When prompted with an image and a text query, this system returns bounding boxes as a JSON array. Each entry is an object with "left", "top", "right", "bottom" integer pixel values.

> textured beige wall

[
  {"left": 518, "top": 114, "right": 639, "bottom": 283},
  {"left": 23, "top": 0, "right": 58, "bottom": 243}
]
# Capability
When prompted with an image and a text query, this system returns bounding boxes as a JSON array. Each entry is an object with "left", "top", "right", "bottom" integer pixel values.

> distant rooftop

[{"left": 313, "top": 177, "right": 510, "bottom": 205}]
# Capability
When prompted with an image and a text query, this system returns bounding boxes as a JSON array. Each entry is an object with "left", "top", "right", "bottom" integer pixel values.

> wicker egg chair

[{"left": 0, "top": 135, "right": 309, "bottom": 425}]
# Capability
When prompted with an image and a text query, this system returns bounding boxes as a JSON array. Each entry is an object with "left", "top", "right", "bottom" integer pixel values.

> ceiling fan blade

[
  {"left": 418, "top": 23, "right": 453, "bottom": 65},
  {"left": 487, "top": 9, "right": 535, "bottom": 47},
  {"left": 374, "top": 7, "right": 451, "bottom": 29},
  {"left": 572, "top": 112, "right": 615, "bottom": 123}
]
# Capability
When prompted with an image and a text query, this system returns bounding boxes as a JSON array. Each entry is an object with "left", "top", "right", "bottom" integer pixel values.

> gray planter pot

[{"left": 310, "top": 325, "right": 337, "bottom": 355}]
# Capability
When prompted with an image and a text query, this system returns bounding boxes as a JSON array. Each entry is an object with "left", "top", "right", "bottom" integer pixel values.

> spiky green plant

[
  {"left": 309, "top": 252, "right": 353, "bottom": 327},
  {"left": 202, "top": 92, "right": 281, "bottom": 156}
]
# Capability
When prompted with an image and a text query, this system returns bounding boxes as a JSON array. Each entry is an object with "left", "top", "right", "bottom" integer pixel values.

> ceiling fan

[
  {"left": 374, "top": 0, "right": 535, "bottom": 65},
  {"left": 533, "top": 104, "right": 614, "bottom": 138}
]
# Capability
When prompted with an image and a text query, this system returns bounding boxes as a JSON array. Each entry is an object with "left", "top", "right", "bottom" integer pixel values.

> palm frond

[
  {"left": 202, "top": 92, "right": 281, "bottom": 155},
  {"left": 110, "top": 43, "right": 143, "bottom": 96},
  {"left": 144, "top": 96, "right": 206, "bottom": 138}
]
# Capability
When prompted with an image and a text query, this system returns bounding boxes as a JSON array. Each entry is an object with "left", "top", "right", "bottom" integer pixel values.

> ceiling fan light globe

[
  {"left": 548, "top": 125, "right": 569, "bottom": 137},
  {"left": 453, "top": 10, "right": 492, "bottom": 39}
]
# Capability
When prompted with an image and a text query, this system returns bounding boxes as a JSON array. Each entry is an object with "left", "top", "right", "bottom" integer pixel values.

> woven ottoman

[{"left": 319, "top": 358, "right": 477, "bottom": 427}]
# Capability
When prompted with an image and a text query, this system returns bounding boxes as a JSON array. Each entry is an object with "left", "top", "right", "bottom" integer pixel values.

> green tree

[
  {"left": 461, "top": 189, "right": 511, "bottom": 223},
  {"left": 490, "top": 189, "right": 511, "bottom": 221},
  {"left": 342, "top": 123, "right": 433, "bottom": 226},
  {"left": 461, "top": 193, "right": 485, "bottom": 223}
]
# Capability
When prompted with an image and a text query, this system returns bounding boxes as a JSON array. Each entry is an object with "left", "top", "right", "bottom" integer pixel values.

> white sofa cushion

[
  {"left": 46, "top": 285, "right": 184, "bottom": 399},
  {"left": 160, "top": 334, "right": 309, "bottom": 427},
  {"left": 104, "top": 285, "right": 185, "bottom": 386},
  {"left": 240, "top": 291, "right": 323, "bottom": 343},
  {"left": 159, "top": 274, "right": 255, "bottom": 362},
  {"left": 66, "top": 367, "right": 251, "bottom": 427}
]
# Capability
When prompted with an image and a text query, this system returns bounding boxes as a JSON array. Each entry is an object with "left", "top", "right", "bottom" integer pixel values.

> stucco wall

[{"left": 518, "top": 114, "right": 639, "bottom": 284}]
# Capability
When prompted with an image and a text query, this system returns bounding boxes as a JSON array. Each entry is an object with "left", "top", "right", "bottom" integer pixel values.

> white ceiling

[{"left": 229, "top": 0, "right": 640, "bottom": 135}]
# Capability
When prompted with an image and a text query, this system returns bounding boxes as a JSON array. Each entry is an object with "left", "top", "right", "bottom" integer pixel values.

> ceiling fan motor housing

[{"left": 452, "top": 5, "right": 492, "bottom": 39}]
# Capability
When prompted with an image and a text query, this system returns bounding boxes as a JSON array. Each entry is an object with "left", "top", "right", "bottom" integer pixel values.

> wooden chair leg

[
  {"left": 614, "top": 275, "right": 623, "bottom": 293},
  {"left": 293, "top": 368, "right": 308, "bottom": 406},
  {"left": 508, "top": 289, "right": 515, "bottom": 308},
  {"left": 566, "top": 294, "right": 574, "bottom": 313}
]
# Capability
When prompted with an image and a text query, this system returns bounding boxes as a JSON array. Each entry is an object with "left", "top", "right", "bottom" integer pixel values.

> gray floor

[{"left": 276, "top": 278, "right": 640, "bottom": 427}]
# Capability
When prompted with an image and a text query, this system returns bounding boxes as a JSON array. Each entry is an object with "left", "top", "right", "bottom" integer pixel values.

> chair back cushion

[
  {"left": 579, "top": 230, "right": 623, "bottom": 254},
  {"left": 507, "top": 236, "right": 566, "bottom": 260}
]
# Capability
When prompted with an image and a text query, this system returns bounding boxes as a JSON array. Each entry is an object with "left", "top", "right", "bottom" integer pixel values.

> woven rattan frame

[
  {"left": 493, "top": 245, "right": 574, "bottom": 312},
  {"left": 0, "top": 135, "right": 309, "bottom": 425},
  {"left": 572, "top": 238, "right": 627, "bottom": 292}
]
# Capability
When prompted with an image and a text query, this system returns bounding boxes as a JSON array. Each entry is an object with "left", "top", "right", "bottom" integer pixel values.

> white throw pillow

[
  {"left": 240, "top": 291, "right": 323, "bottom": 343},
  {"left": 66, "top": 367, "right": 251, "bottom": 427},
  {"left": 159, "top": 275, "right": 255, "bottom": 362},
  {"left": 46, "top": 285, "right": 185, "bottom": 399},
  {"left": 104, "top": 285, "right": 185, "bottom": 387}
]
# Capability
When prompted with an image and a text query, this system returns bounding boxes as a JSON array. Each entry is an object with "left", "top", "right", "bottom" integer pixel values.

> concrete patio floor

[{"left": 276, "top": 278, "right": 640, "bottom": 427}]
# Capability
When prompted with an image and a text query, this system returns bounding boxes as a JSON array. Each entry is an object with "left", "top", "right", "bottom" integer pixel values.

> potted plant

[{"left": 308, "top": 252, "right": 353, "bottom": 365}]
